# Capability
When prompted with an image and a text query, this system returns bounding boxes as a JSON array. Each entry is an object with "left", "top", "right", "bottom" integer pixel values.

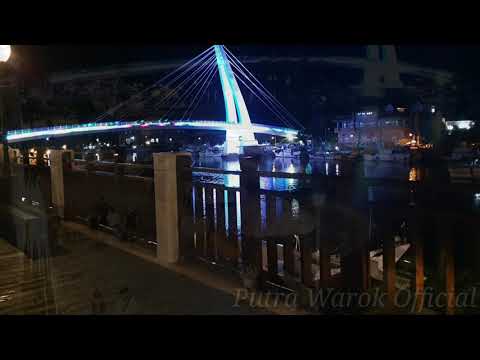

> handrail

[
  {"left": 192, "top": 166, "right": 241, "bottom": 175},
  {"left": 67, "top": 161, "right": 480, "bottom": 190}
]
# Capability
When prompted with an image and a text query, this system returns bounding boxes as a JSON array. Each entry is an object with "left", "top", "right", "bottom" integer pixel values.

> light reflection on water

[
  {"left": 191, "top": 156, "right": 480, "bottom": 217},
  {"left": 193, "top": 157, "right": 413, "bottom": 191}
]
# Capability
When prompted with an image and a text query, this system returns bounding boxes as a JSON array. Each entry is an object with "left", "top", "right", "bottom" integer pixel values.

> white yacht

[{"left": 273, "top": 146, "right": 300, "bottom": 158}]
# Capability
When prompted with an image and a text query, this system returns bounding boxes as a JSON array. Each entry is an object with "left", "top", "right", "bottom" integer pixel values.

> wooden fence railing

[
  {"left": 178, "top": 158, "right": 480, "bottom": 314},
  {"left": 9, "top": 152, "right": 480, "bottom": 313}
]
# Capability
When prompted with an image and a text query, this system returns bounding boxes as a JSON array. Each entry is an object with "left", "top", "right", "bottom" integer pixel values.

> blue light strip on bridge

[{"left": 6, "top": 120, "right": 298, "bottom": 143}]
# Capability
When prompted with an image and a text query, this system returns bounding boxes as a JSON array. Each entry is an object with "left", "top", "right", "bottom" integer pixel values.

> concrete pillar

[
  {"left": 153, "top": 152, "right": 192, "bottom": 264},
  {"left": 0, "top": 143, "right": 4, "bottom": 167},
  {"left": 0, "top": 143, "right": 13, "bottom": 175},
  {"left": 366, "top": 45, "right": 381, "bottom": 61},
  {"left": 381, "top": 45, "right": 403, "bottom": 89},
  {"left": 8, "top": 147, "right": 20, "bottom": 164},
  {"left": 50, "top": 150, "right": 67, "bottom": 218},
  {"left": 362, "top": 45, "right": 402, "bottom": 98}
]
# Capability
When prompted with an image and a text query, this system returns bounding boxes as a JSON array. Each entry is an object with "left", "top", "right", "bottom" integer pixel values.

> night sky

[{"left": 11, "top": 45, "right": 480, "bottom": 78}]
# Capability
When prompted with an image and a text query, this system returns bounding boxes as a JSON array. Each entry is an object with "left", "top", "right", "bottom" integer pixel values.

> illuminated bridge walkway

[
  {"left": 6, "top": 120, "right": 297, "bottom": 144},
  {"left": 7, "top": 45, "right": 302, "bottom": 152}
]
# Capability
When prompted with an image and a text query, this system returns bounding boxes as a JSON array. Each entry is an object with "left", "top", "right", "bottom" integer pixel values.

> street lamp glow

[
  {"left": 0, "top": 45, "right": 11, "bottom": 62},
  {"left": 286, "top": 133, "right": 295, "bottom": 142}
]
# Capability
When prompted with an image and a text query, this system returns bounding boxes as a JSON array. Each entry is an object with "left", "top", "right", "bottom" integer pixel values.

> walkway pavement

[{"left": 0, "top": 231, "right": 270, "bottom": 315}]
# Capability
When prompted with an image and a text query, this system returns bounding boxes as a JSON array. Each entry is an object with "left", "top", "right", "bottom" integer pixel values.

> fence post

[
  {"left": 49, "top": 150, "right": 71, "bottom": 218},
  {"left": 380, "top": 213, "right": 396, "bottom": 311},
  {"left": 440, "top": 214, "right": 455, "bottom": 315},
  {"left": 239, "top": 156, "right": 261, "bottom": 270},
  {"left": 0, "top": 144, "right": 16, "bottom": 176},
  {"left": 153, "top": 152, "right": 192, "bottom": 264},
  {"left": 409, "top": 210, "right": 425, "bottom": 313}
]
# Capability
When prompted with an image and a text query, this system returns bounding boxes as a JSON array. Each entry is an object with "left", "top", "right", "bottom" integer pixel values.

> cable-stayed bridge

[{"left": 7, "top": 45, "right": 302, "bottom": 155}]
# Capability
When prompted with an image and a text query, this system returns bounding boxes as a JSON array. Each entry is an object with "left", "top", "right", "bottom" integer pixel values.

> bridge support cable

[
  {"left": 160, "top": 60, "right": 218, "bottom": 121},
  {"left": 96, "top": 46, "right": 215, "bottom": 121},
  {"left": 228, "top": 59, "right": 295, "bottom": 128},
  {"left": 153, "top": 59, "right": 218, "bottom": 121},
  {"left": 231, "top": 72, "right": 296, "bottom": 129},
  {"left": 114, "top": 54, "right": 217, "bottom": 120},
  {"left": 117, "top": 52, "right": 217, "bottom": 119},
  {"left": 226, "top": 53, "right": 302, "bottom": 130},
  {"left": 155, "top": 59, "right": 218, "bottom": 121},
  {"left": 224, "top": 46, "right": 301, "bottom": 126},
  {"left": 181, "top": 64, "right": 219, "bottom": 122},
  {"left": 224, "top": 46, "right": 304, "bottom": 130},
  {"left": 150, "top": 55, "right": 217, "bottom": 114}
]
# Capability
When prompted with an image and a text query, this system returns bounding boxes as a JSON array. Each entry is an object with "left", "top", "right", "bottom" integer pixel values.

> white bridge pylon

[{"left": 214, "top": 45, "right": 258, "bottom": 155}]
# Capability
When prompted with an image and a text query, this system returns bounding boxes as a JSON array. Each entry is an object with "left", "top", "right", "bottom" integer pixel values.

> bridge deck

[{"left": 7, "top": 120, "right": 298, "bottom": 143}]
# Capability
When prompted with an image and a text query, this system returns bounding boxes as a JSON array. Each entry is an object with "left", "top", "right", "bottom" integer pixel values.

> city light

[
  {"left": 445, "top": 120, "right": 475, "bottom": 130},
  {"left": 357, "top": 111, "right": 374, "bottom": 116},
  {"left": 0, "top": 45, "right": 11, "bottom": 62},
  {"left": 6, "top": 120, "right": 297, "bottom": 143},
  {"left": 62, "top": 145, "right": 67, "bottom": 150},
  {"left": 286, "top": 133, "right": 296, "bottom": 142}
]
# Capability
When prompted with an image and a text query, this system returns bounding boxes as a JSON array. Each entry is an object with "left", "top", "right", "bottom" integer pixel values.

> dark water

[{"left": 193, "top": 156, "right": 416, "bottom": 191}]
